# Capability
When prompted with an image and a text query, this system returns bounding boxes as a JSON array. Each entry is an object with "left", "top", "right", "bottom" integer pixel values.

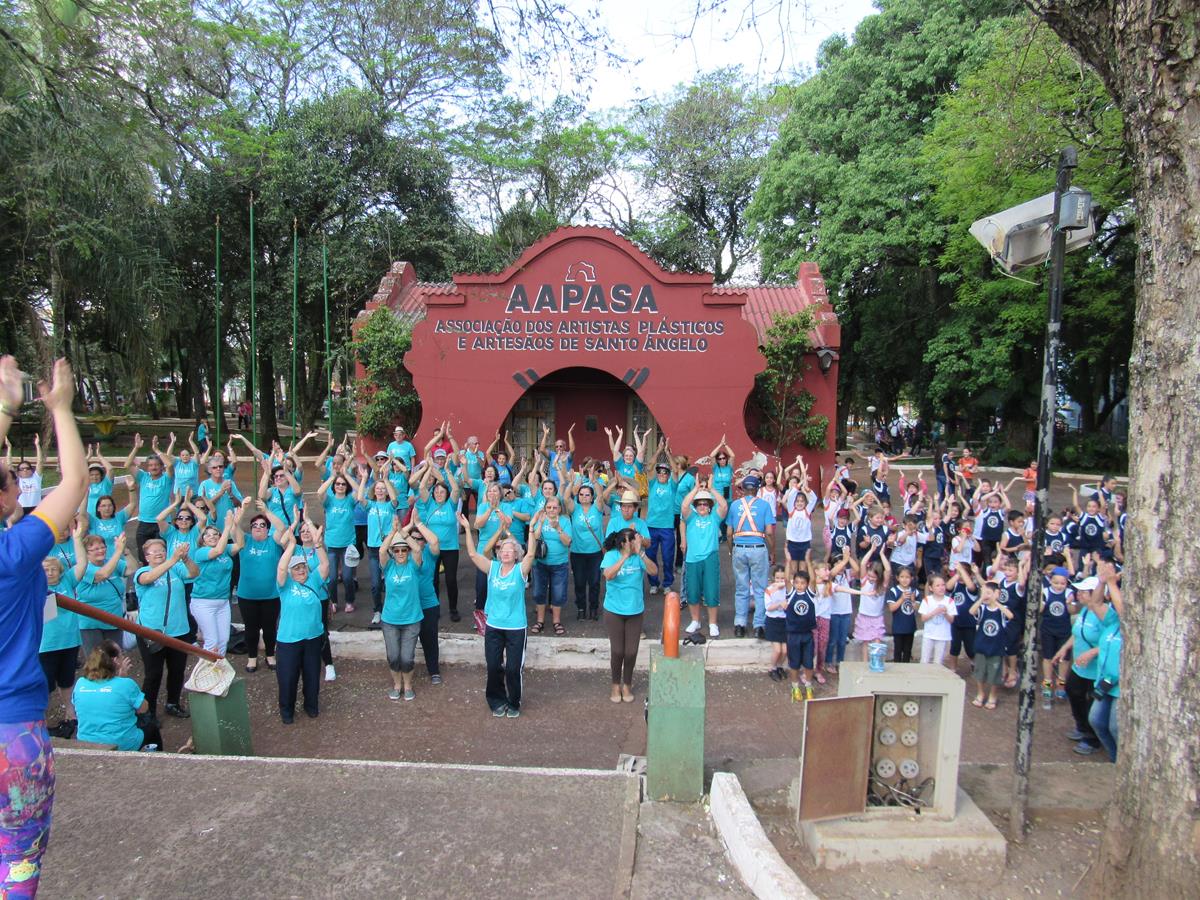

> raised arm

[
  {"left": 122, "top": 432, "right": 144, "bottom": 471},
  {"left": 458, "top": 513, "right": 492, "bottom": 574}
]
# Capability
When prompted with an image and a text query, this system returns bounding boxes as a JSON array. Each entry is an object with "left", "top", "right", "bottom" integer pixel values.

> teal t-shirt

[
  {"left": 73, "top": 676, "right": 145, "bottom": 750},
  {"left": 388, "top": 470, "right": 412, "bottom": 511},
  {"left": 462, "top": 449, "right": 485, "bottom": 481},
  {"left": 161, "top": 524, "right": 201, "bottom": 560},
  {"left": 238, "top": 536, "right": 282, "bottom": 600},
  {"left": 277, "top": 577, "right": 325, "bottom": 643},
  {"left": 1096, "top": 608, "right": 1122, "bottom": 697},
  {"left": 365, "top": 500, "right": 398, "bottom": 547},
  {"left": 136, "top": 470, "right": 173, "bottom": 519},
  {"left": 197, "top": 477, "right": 243, "bottom": 523},
  {"left": 711, "top": 464, "right": 733, "bottom": 491},
  {"left": 605, "top": 511, "right": 650, "bottom": 540},
  {"left": 173, "top": 458, "right": 200, "bottom": 495},
  {"left": 645, "top": 477, "right": 677, "bottom": 528},
  {"left": 382, "top": 557, "right": 422, "bottom": 626},
  {"left": 267, "top": 487, "right": 301, "bottom": 527},
  {"left": 569, "top": 504, "right": 604, "bottom": 554},
  {"left": 485, "top": 559, "right": 527, "bottom": 630},
  {"left": 674, "top": 472, "right": 696, "bottom": 514},
  {"left": 502, "top": 497, "right": 532, "bottom": 545},
  {"left": 192, "top": 545, "right": 234, "bottom": 599},
  {"left": 49, "top": 539, "right": 76, "bottom": 570},
  {"left": 684, "top": 511, "right": 721, "bottom": 563},
  {"left": 614, "top": 458, "right": 643, "bottom": 480},
  {"left": 417, "top": 549, "right": 440, "bottom": 610},
  {"left": 297, "top": 546, "right": 328, "bottom": 598},
  {"left": 76, "top": 559, "right": 128, "bottom": 630},
  {"left": 1070, "top": 605, "right": 1106, "bottom": 680},
  {"left": 89, "top": 510, "right": 128, "bottom": 556},
  {"left": 135, "top": 562, "right": 192, "bottom": 637},
  {"left": 601, "top": 549, "right": 646, "bottom": 616},
  {"left": 387, "top": 439, "right": 416, "bottom": 469},
  {"left": 421, "top": 497, "right": 459, "bottom": 551},
  {"left": 323, "top": 493, "right": 358, "bottom": 548},
  {"left": 41, "top": 574, "right": 81, "bottom": 652},
  {"left": 537, "top": 518, "right": 570, "bottom": 566},
  {"left": 476, "top": 504, "right": 505, "bottom": 549},
  {"left": 86, "top": 477, "right": 114, "bottom": 516}
]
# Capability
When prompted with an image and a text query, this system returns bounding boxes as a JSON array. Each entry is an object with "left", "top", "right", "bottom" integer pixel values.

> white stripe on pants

[{"left": 190, "top": 596, "right": 232, "bottom": 654}]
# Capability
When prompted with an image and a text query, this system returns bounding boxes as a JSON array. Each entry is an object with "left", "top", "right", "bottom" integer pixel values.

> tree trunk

[
  {"left": 257, "top": 351, "right": 280, "bottom": 445},
  {"left": 1030, "top": 0, "right": 1199, "bottom": 892}
]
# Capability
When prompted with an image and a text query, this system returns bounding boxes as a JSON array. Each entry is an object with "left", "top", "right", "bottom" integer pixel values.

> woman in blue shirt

[
  {"left": 72, "top": 531, "right": 132, "bottom": 657},
  {"left": 472, "top": 482, "right": 508, "bottom": 615},
  {"left": 87, "top": 493, "right": 132, "bottom": 557},
  {"left": 1050, "top": 572, "right": 1111, "bottom": 755},
  {"left": 530, "top": 497, "right": 572, "bottom": 636},
  {"left": 1085, "top": 564, "right": 1124, "bottom": 762},
  {"left": 564, "top": 474, "right": 608, "bottom": 621},
  {"left": 73, "top": 641, "right": 161, "bottom": 752},
  {"left": 461, "top": 514, "right": 536, "bottom": 717},
  {"left": 417, "top": 467, "right": 461, "bottom": 620},
  {"left": 708, "top": 437, "right": 735, "bottom": 542},
  {"left": 602, "top": 528, "right": 657, "bottom": 703},
  {"left": 237, "top": 505, "right": 287, "bottom": 673},
  {"left": 85, "top": 448, "right": 115, "bottom": 516},
  {"left": 189, "top": 510, "right": 244, "bottom": 656},
  {"left": 408, "top": 511, "right": 443, "bottom": 685},
  {"left": 275, "top": 531, "right": 330, "bottom": 723},
  {"left": 358, "top": 472, "right": 399, "bottom": 626},
  {"left": 318, "top": 463, "right": 362, "bottom": 613},
  {"left": 166, "top": 431, "right": 201, "bottom": 498},
  {"left": 0, "top": 354, "right": 88, "bottom": 900},
  {"left": 133, "top": 539, "right": 199, "bottom": 719},
  {"left": 40, "top": 557, "right": 81, "bottom": 738},
  {"left": 378, "top": 526, "right": 425, "bottom": 701}
]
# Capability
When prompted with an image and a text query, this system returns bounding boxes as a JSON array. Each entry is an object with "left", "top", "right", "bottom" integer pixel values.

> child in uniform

[
  {"left": 918, "top": 574, "right": 956, "bottom": 664},
  {"left": 969, "top": 580, "right": 1013, "bottom": 709},
  {"left": 886, "top": 565, "right": 919, "bottom": 662},
  {"left": 784, "top": 571, "right": 817, "bottom": 702},
  {"left": 763, "top": 566, "right": 789, "bottom": 682}
]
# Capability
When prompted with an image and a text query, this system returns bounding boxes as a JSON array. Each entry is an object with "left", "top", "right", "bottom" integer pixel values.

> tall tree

[{"left": 1022, "top": 0, "right": 1199, "bottom": 893}]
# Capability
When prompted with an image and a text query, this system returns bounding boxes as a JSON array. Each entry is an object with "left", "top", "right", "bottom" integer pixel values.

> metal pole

[
  {"left": 292, "top": 217, "right": 298, "bottom": 437},
  {"left": 323, "top": 241, "right": 330, "bottom": 434},
  {"left": 1009, "top": 146, "right": 1077, "bottom": 841},
  {"left": 215, "top": 214, "right": 222, "bottom": 448},
  {"left": 250, "top": 193, "right": 257, "bottom": 446},
  {"left": 55, "top": 593, "right": 221, "bottom": 662}
]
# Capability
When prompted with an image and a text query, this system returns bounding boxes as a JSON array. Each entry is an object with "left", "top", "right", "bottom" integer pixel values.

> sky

[{"left": 508, "top": 0, "right": 880, "bottom": 112}]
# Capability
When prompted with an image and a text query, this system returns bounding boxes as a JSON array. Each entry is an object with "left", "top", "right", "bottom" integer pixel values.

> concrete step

[{"left": 44, "top": 750, "right": 639, "bottom": 899}]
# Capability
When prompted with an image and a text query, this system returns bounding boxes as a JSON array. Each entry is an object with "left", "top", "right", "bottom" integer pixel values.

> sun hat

[
  {"left": 288, "top": 556, "right": 308, "bottom": 569},
  {"left": 694, "top": 490, "right": 714, "bottom": 503},
  {"left": 619, "top": 490, "right": 639, "bottom": 505}
]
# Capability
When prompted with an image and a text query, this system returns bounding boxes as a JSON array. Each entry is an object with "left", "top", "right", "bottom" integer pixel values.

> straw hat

[{"left": 619, "top": 490, "right": 640, "bottom": 505}]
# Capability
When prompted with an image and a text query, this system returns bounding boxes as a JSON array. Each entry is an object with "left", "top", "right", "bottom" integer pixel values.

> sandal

[
  {"left": 985, "top": 700, "right": 997, "bottom": 710},
  {"left": 971, "top": 698, "right": 984, "bottom": 708},
  {"left": 531, "top": 621, "right": 545, "bottom": 634},
  {"left": 553, "top": 622, "right": 566, "bottom": 636}
]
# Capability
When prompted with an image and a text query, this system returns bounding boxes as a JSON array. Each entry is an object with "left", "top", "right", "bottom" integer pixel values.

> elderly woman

[
  {"left": 681, "top": 480, "right": 729, "bottom": 638},
  {"left": 132, "top": 538, "right": 199, "bottom": 719},
  {"left": 602, "top": 528, "right": 657, "bottom": 703},
  {"left": 317, "top": 461, "right": 362, "bottom": 613},
  {"left": 190, "top": 509, "right": 245, "bottom": 656},
  {"left": 359, "top": 467, "right": 400, "bottom": 627},
  {"left": 378, "top": 522, "right": 425, "bottom": 701},
  {"left": 73, "top": 641, "right": 162, "bottom": 751},
  {"left": 564, "top": 470, "right": 607, "bottom": 621},
  {"left": 530, "top": 496, "right": 572, "bottom": 635},
  {"left": 416, "top": 462, "right": 461, "bottom": 621},
  {"left": 237, "top": 502, "right": 287, "bottom": 673},
  {"left": 275, "top": 531, "right": 330, "bottom": 723},
  {"left": 72, "top": 529, "right": 133, "bottom": 657},
  {"left": 461, "top": 513, "right": 536, "bottom": 718}
]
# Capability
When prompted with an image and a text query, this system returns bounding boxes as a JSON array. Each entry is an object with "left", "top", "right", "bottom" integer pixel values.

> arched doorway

[{"left": 502, "top": 367, "right": 660, "bottom": 464}]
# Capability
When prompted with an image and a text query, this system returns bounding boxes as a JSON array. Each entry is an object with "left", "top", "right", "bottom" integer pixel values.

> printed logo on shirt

[
  {"left": 791, "top": 597, "right": 811, "bottom": 617},
  {"left": 1048, "top": 600, "right": 1066, "bottom": 617},
  {"left": 1084, "top": 523, "right": 1099, "bottom": 537},
  {"left": 900, "top": 599, "right": 915, "bottom": 615},
  {"left": 981, "top": 618, "right": 1001, "bottom": 637}
]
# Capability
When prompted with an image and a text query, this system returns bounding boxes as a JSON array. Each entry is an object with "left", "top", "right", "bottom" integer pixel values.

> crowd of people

[{"left": 0, "top": 358, "right": 1130, "bottom": 894}]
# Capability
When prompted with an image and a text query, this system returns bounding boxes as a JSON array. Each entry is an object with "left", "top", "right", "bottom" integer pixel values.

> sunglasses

[
  {"left": 716, "top": 456, "right": 728, "bottom": 461},
  {"left": 176, "top": 515, "right": 194, "bottom": 522},
  {"left": 251, "top": 521, "right": 269, "bottom": 528},
  {"left": 392, "top": 546, "right": 409, "bottom": 553}
]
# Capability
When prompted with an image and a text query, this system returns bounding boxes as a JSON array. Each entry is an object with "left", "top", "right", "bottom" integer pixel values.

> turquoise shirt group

[
  {"left": 41, "top": 574, "right": 81, "bottom": 652},
  {"left": 1095, "top": 607, "right": 1123, "bottom": 697},
  {"left": 323, "top": 493, "right": 359, "bottom": 548},
  {"left": 1070, "top": 604, "right": 1106, "bottom": 680},
  {"left": 536, "top": 518, "right": 570, "bottom": 566},
  {"left": 569, "top": 504, "right": 604, "bottom": 554},
  {"left": 601, "top": 549, "right": 645, "bottom": 616},
  {"left": 197, "top": 476, "right": 243, "bottom": 523},
  {"left": 421, "top": 497, "right": 460, "bottom": 551},
  {"left": 684, "top": 511, "right": 721, "bottom": 563},
  {"left": 86, "top": 477, "right": 114, "bottom": 516},
  {"left": 365, "top": 499, "right": 398, "bottom": 547},
  {"left": 136, "top": 470, "right": 173, "bottom": 520},
  {"left": 89, "top": 510, "right": 128, "bottom": 556},
  {"left": 172, "top": 458, "right": 200, "bottom": 496}
]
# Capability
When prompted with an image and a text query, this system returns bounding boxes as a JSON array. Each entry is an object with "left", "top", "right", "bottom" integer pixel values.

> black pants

[
  {"left": 136, "top": 716, "right": 163, "bottom": 750},
  {"left": 239, "top": 597, "right": 280, "bottom": 658},
  {"left": 893, "top": 633, "right": 914, "bottom": 663},
  {"left": 673, "top": 515, "right": 683, "bottom": 567},
  {"left": 355, "top": 524, "right": 367, "bottom": 556},
  {"left": 435, "top": 549, "right": 460, "bottom": 614},
  {"left": 1066, "top": 668, "right": 1099, "bottom": 741},
  {"left": 135, "top": 521, "right": 162, "bottom": 563},
  {"left": 950, "top": 625, "right": 976, "bottom": 659},
  {"left": 419, "top": 605, "right": 440, "bottom": 676},
  {"left": 320, "top": 596, "right": 333, "bottom": 666},
  {"left": 475, "top": 567, "right": 488, "bottom": 611},
  {"left": 137, "top": 639, "right": 186, "bottom": 712},
  {"left": 484, "top": 626, "right": 526, "bottom": 712},
  {"left": 276, "top": 637, "right": 322, "bottom": 717},
  {"left": 571, "top": 551, "right": 602, "bottom": 613},
  {"left": 977, "top": 539, "right": 998, "bottom": 569}
]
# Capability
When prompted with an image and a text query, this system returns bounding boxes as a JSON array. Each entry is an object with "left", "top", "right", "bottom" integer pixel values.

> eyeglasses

[
  {"left": 251, "top": 521, "right": 269, "bottom": 528},
  {"left": 716, "top": 456, "right": 728, "bottom": 461},
  {"left": 176, "top": 516, "right": 194, "bottom": 522}
]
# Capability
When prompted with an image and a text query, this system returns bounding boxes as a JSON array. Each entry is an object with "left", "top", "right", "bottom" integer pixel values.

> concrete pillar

[
  {"left": 189, "top": 678, "right": 253, "bottom": 756},
  {"left": 646, "top": 644, "right": 705, "bottom": 801}
]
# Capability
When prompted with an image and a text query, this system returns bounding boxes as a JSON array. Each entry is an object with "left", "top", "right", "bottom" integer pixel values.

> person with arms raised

[{"left": 0, "top": 357, "right": 87, "bottom": 898}]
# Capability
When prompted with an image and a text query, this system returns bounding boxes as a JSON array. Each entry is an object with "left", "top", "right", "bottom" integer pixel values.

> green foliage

[
  {"left": 1053, "top": 432, "right": 1127, "bottom": 474},
  {"left": 351, "top": 307, "right": 418, "bottom": 438},
  {"left": 750, "top": 310, "right": 828, "bottom": 451}
]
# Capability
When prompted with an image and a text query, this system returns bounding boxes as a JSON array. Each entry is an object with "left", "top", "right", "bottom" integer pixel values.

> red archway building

[{"left": 356, "top": 227, "right": 840, "bottom": 472}]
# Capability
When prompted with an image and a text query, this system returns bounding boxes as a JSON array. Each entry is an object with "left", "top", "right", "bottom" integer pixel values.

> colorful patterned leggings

[{"left": 0, "top": 721, "right": 55, "bottom": 899}]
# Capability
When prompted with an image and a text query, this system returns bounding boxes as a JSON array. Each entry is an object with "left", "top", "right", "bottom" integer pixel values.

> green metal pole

[
  {"left": 291, "top": 217, "right": 298, "bottom": 437},
  {"left": 249, "top": 194, "right": 257, "bottom": 446},
  {"left": 323, "top": 241, "right": 330, "bottom": 433},
  {"left": 215, "top": 214, "right": 222, "bottom": 448}
]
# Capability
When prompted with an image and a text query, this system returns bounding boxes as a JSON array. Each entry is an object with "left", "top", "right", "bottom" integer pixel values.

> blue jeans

[
  {"left": 327, "top": 545, "right": 358, "bottom": 608},
  {"left": 368, "top": 549, "right": 383, "bottom": 612},
  {"left": 532, "top": 561, "right": 569, "bottom": 608},
  {"left": 731, "top": 544, "right": 769, "bottom": 628},
  {"left": 646, "top": 526, "right": 675, "bottom": 589},
  {"left": 935, "top": 474, "right": 946, "bottom": 501},
  {"left": 827, "top": 613, "right": 852, "bottom": 665},
  {"left": 1088, "top": 693, "right": 1119, "bottom": 762}
]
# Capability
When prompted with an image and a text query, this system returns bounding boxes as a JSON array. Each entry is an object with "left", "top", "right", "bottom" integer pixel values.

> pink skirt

[{"left": 853, "top": 613, "right": 886, "bottom": 641}]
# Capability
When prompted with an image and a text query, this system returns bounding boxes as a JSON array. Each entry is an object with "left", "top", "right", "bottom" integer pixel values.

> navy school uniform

[
  {"left": 859, "top": 523, "right": 888, "bottom": 552},
  {"left": 830, "top": 524, "right": 855, "bottom": 557},
  {"left": 1043, "top": 527, "right": 1070, "bottom": 558},
  {"left": 1001, "top": 527, "right": 1025, "bottom": 553},
  {"left": 888, "top": 586, "right": 918, "bottom": 636},
  {"left": 1041, "top": 588, "right": 1074, "bottom": 657},
  {"left": 949, "top": 580, "right": 978, "bottom": 657},
  {"left": 974, "top": 605, "right": 1008, "bottom": 658},
  {"left": 978, "top": 508, "right": 1005, "bottom": 543},
  {"left": 1075, "top": 513, "right": 1108, "bottom": 553},
  {"left": 999, "top": 577, "right": 1026, "bottom": 654},
  {"left": 784, "top": 588, "right": 817, "bottom": 671},
  {"left": 871, "top": 478, "right": 890, "bottom": 502}
]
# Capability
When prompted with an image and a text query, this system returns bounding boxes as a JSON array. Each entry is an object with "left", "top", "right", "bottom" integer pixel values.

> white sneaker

[
  {"left": 370, "top": 612, "right": 381, "bottom": 625},
  {"left": 685, "top": 619, "right": 701, "bottom": 634},
  {"left": 649, "top": 585, "right": 659, "bottom": 595},
  {"left": 325, "top": 664, "right": 336, "bottom": 682},
  {"left": 709, "top": 623, "right": 720, "bottom": 638}
]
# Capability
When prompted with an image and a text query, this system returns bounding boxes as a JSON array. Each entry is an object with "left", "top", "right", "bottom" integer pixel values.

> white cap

[
  {"left": 1071, "top": 576, "right": 1099, "bottom": 592},
  {"left": 288, "top": 556, "right": 309, "bottom": 569}
]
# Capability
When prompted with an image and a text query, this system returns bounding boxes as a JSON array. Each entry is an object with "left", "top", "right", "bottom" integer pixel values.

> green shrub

[{"left": 1053, "top": 432, "right": 1128, "bottom": 473}]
